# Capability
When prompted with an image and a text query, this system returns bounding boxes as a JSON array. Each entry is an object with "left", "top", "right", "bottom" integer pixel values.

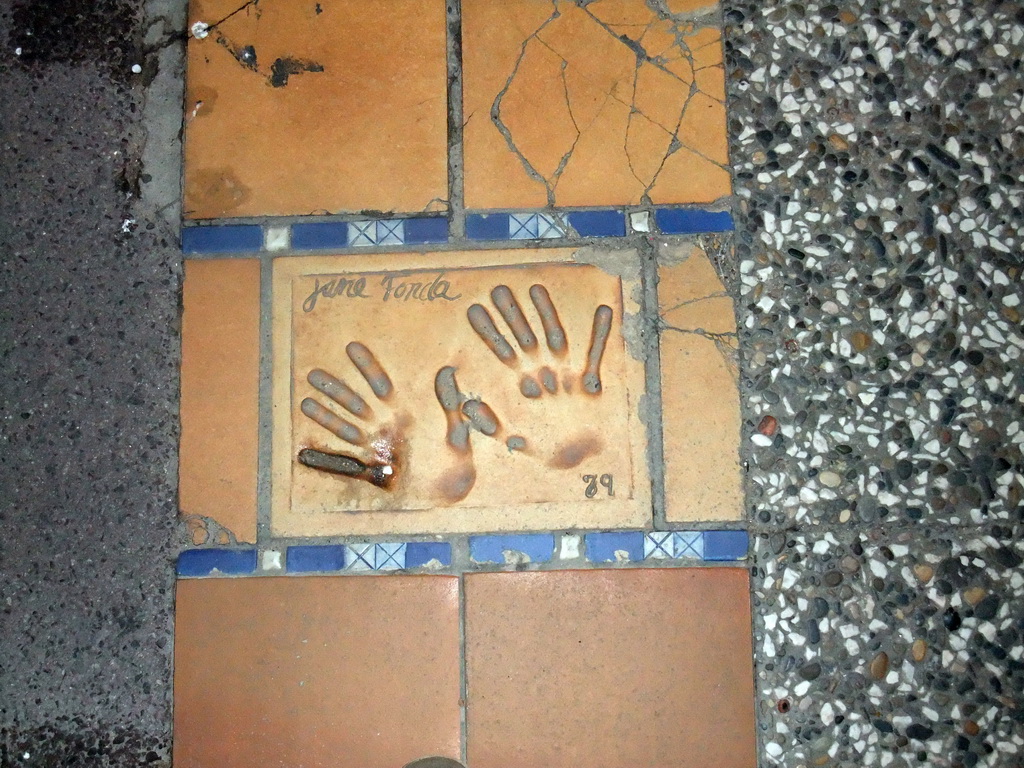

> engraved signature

[{"left": 303, "top": 272, "right": 462, "bottom": 312}]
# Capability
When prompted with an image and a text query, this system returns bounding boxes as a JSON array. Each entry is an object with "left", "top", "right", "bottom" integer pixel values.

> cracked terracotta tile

[
  {"left": 658, "top": 245, "right": 742, "bottom": 521},
  {"left": 271, "top": 248, "right": 650, "bottom": 537},
  {"left": 179, "top": 259, "right": 260, "bottom": 542},
  {"left": 465, "top": 568, "right": 756, "bottom": 767},
  {"left": 462, "top": 0, "right": 730, "bottom": 210},
  {"left": 184, "top": 0, "right": 448, "bottom": 219},
  {"left": 174, "top": 575, "right": 462, "bottom": 768}
]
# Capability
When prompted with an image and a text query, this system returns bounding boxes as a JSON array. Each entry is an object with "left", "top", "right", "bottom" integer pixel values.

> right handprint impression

[{"left": 431, "top": 282, "right": 614, "bottom": 501}]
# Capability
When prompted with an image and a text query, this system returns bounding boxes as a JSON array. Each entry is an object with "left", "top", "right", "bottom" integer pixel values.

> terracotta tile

[
  {"left": 462, "top": 0, "right": 730, "bottom": 209},
  {"left": 183, "top": 0, "right": 448, "bottom": 219},
  {"left": 271, "top": 248, "right": 650, "bottom": 537},
  {"left": 667, "top": 0, "right": 719, "bottom": 11},
  {"left": 179, "top": 259, "right": 260, "bottom": 542},
  {"left": 657, "top": 246, "right": 742, "bottom": 522},
  {"left": 174, "top": 575, "right": 462, "bottom": 768},
  {"left": 465, "top": 568, "right": 756, "bottom": 767}
]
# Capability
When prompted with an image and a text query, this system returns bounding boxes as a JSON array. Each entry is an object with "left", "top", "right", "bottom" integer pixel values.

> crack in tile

[
  {"left": 621, "top": 38, "right": 674, "bottom": 187},
  {"left": 206, "top": 0, "right": 325, "bottom": 87},
  {"left": 532, "top": 34, "right": 616, "bottom": 126},
  {"left": 662, "top": 322, "right": 740, "bottom": 385},
  {"left": 421, "top": 196, "right": 450, "bottom": 213},
  {"left": 659, "top": 290, "right": 730, "bottom": 316},
  {"left": 578, "top": 6, "right": 694, "bottom": 88},
  {"left": 490, "top": 2, "right": 564, "bottom": 206},
  {"left": 533, "top": 32, "right": 683, "bottom": 166},
  {"left": 574, "top": 2, "right": 729, "bottom": 200},
  {"left": 662, "top": 323, "right": 737, "bottom": 342},
  {"left": 490, "top": 0, "right": 727, "bottom": 206},
  {"left": 552, "top": 17, "right": 689, "bottom": 192},
  {"left": 550, "top": 59, "right": 584, "bottom": 198},
  {"left": 206, "top": 0, "right": 262, "bottom": 33}
]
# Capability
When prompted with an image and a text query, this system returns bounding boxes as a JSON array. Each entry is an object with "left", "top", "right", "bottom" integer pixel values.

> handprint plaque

[{"left": 272, "top": 249, "right": 650, "bottom": 537}]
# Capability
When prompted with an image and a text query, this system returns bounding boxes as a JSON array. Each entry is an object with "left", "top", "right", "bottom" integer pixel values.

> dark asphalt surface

[{"left": 1, "top": 1, "right": 179, "bottom": 763}]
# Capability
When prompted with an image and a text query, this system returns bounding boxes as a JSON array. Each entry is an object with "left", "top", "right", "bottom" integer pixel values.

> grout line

[
  {"left": 744, "top": 562, "right": 761, "bottom": 762},
  {"left": 239, "top": 520, "right": 751, "bottom": 549},
  {"left": 639, "top": 238, "right": 668, "bottom": 529},
  {"left": 458, "top": 571, "right": 469, "bottom": 765},
  {"left": 256, "top": 252, "right": 274, "bottom": 544},
  {"left": 177, "top": 557, "right": 756, "bottom": 580},
  {"left": 446, "top": 0, "right": 466, "bottom": 239},
  {"left": 179, "top": 203, "right": 733, "bottom": 231},
  {"left": 178, "top": 232, "right": 671, "bottom": 259}
]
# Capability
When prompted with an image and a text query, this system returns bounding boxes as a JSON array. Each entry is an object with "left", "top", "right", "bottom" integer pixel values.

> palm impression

[
  {"left": 429, "top": 283, "right": 614, "bottom": 500},
  {"left": 297, "top": 341, "right": 406, "bottom": 488}
]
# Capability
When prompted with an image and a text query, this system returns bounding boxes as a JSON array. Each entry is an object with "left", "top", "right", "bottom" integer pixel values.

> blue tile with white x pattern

[
  {"left": 644, "top": 532, "right": 675, "bottom": 559},
  {"left": 674, "top": 531, "right": 704, "bottom": 559},
  {"left": 374, "top": 543, "right": 406, "bottom": 570}
]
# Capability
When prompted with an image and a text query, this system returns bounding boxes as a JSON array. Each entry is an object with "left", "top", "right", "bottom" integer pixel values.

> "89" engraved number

[{"left": 582, "top": 474, "right": 614, "bottom": 498}]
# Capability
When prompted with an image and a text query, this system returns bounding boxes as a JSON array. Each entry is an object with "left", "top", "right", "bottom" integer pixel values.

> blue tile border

[
  {"left": 371, "top": 543, "right": 406, "bottom": 571},
  {"left": 468, "top": 209, "right": 623, "bottom": 240},
  {"left": 177, "top": 531, "right": 746, "bottom": 577},
  {"left": 343, "top": 543, "right": 377, "bottom": 570},
  {"left": 348, "top": 219, "right": 404, "bottom": 246},
  {"left": 291, "top": 221, "right": 349, "bottom": 250},
  {"left": 470, "top": 534, "right": 555, "bottom": 564},
  {"left": 509, "top": 212, "right": 564, "bottom": 239},
  {"left": 703, "top": 530, "right": 749, "bottom": 561},
  {"left": 567, "top": 209, "right": 626, "bottom": 237},
  {"left": 465, "top": 213, "right": 510, "bottom": 240},
  {"left": 466, "top": 207, "right": 729, "bottom": 241},
  {"left": 585, "top": 531, "right": 645, "bottom": 562},
  {"left": 181, "top": 224, "right": 264, "bottom": 254},
  {"left": 182, "top": 215, "right": 444, "bottom": 254},
  {"left": 655, "top": 208, "right": 734, "bottom": 234},
  {"left": 404, "top": 216, "right": 449, "bottom": 245},
  {"left": 177, "top": 548, "right": 257, "bottom": 577},
  {"left": 179, "top": 541, "right": 462, "bottom": 577},
  {"left": 582, "top": 531, "right": 745, "bottom": 563},
  {"left": 643, "top": 531, "right": 676, "bottom": 559},
  {"left": 182, "top": 206, "right": 733, "bottom": 253},
  {"left": 286, "top": 544, "right": 346, "bottom": 573},
  {"left": 406, "top": 542, "right": 452, "bottom": 568},
  {"left": 674, "top": 531, "right": 705, "bottom": 559}
]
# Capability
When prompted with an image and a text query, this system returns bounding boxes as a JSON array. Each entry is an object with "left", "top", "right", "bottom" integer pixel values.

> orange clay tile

[
  {"left": 183, "top": 0, "right": 448, "bottom": 219},
  {"left": 271, "top": 248, "right": 650, "bottom": 537},
  {"left": 179, "top": 259, "right": 260, "bottom": 542},
  {"left": 464, "top": 568, "right": 756, "bottom": 768},
  {"left": 657, "top": 245, "right": 743, "bottom": 521},
  {"left": 462, "top": 0, "right": 730, "bottom": 210},
  {"left": 174, "top": 575, "right": 462, "bottom": 768}
]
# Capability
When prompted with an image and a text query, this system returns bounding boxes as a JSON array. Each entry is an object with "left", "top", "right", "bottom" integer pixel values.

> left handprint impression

[{"left": 297, "top": 342, "right": 403, "bottom": 488}]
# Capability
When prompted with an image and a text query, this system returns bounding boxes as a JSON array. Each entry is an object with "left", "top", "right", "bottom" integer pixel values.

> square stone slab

[
  {"left": 183, "top": 0, "right": 448, "bottom": 219},
  {"left": 272, "top": 248, "right": 650, "bottom": 537},
  {"left": 173, "top": 575, "right": 462, "bottom": 768},
  {"left": 464, "top": 567, "right": 756, "bottom": 767},
  {"left": 462, "top": 0, "right": 730, "bottom": 210}
]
